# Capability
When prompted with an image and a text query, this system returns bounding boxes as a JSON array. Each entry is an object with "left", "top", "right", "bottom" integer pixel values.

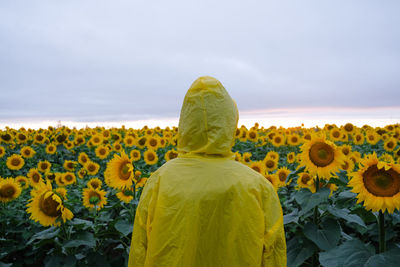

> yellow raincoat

[{"left": 128, "top": 76, "right": 286, "bottom": 267}]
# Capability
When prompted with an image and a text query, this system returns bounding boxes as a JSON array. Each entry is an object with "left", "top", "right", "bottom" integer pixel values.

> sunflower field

[{"left": 1, "top": 123, "right": 400, "bottom": 266}]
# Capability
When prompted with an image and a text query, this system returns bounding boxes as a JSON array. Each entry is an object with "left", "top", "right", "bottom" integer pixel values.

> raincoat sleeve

[
  {"left": 261, "top": 183, "right": 287, "bottom": 267},
  {"left": 128, "top": 174, "right": 159, "bottom": 267}
]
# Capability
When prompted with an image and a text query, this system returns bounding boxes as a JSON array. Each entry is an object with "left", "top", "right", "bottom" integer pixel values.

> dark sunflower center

[
  {"left": 67, "top": 163, "right": 74, "bottom": 169},
  {"left": 309, "top": 142, "right": 335, "bottom": 167},
  {"left": 90, "top": 181, "right": 99, "bottom": 189},
  {"left": 18, "top": 134, "right": 26, "bottom": 140},
  {"left": 138, "top": 138, "right": 146, "bottom": 146},
  {"left": 2, "top": 134, "right": 11, "bottom": 141},
  {"left": 356, "top": 135, "right": 362, "bottom": 141},
  {"left": 332, "top": 131, "right": 340, "bottom": 138},
  {"left": 301, "top": 174, "right": 311, "bottom": 184},
  {"left": 266, "top": 160, "right": 275, "bottom": 168},
  {"left": 275, "top": 137, "right": 281, "bottom": 143},
  {"left": 249, "top": 132, "right": 256, "bottom": 139},
  {"left": 65, "top": 175, "right": 73, "bottom": 181},
  {"left": 36, "top": 135, "right": 44, "bottom": 141},
  {"left": 169, "top": 151, "right": 178, "bottom": 159},
  {"left": 119, "top": 163, "right": 132, "bottom": 180},
  {"left": 387, "top": 142, "right": 394, "bottom": 149},
  {"left": 40, "top": 163, "right": 48, "bottom": 170},
  {"left": 88, "top": 164, "right": 96, "bottom": 172},
  {"left": 39, "top": 192, "right": 61, "bottom": 217},
  {"left": 147, "top": 153, "right": 155, "bottom": 161},
  {"left": 150, "top": 139, "right": 157, "bottom": 146},
  {"left": 363, "top": 165, "right": 400, "bottom": 197},
  {"left": 32, "top": 173, "right": 40, "bottom": 183},
  {"left": 11, "top": 158, "right": 21, "bottom": 166},
  {"left": 252, "top": 166, "right": 261, "bottom": 173},
  {"left": 0, "top": 185, "right": 16, "bottom": 198},
  {"left": 291, "top": 137, "right": 298, "bottom": 143},
  {"left": 279, "top": 172, "right": 287, "bottom": 182},
  {"left": 344, "top": 123, "right": 353, "bottom": 132},
  {"left": 24, "top": 150, "right": 31, "bottom": 156},
  {"left": 341, "top": 161, "right": 349, "bottom": 170}
]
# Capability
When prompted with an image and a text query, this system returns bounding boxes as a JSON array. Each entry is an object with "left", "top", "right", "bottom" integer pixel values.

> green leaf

[
  {"left": 70, "top": 218, "right": 94, "bottom": 230},
  {"left": 27, "top": 227, "right": 60, "bottom": 245},
  {"left": 304, "top": 218, "right": 341, "bottom": 251},
  {"left": 114, "top": 220, "right": 133, "bottom": 236},
  {"left": 63, "top": 232, "right": 96, "bottom": 248},
  {"left": 365, "top": 248, "right": 400, "bottom": 267},
  {"left": 287, "top": 237, "right": 317, "bottom": 267},
  {"left": 327, "top": 206, "right": 366, "bottom": 228},
  {"left": 319, "top": 239, "right": 375, "bottom": 267},
  {"left": 284, "top": 210, "right": 299, "bottom": 225},
  {"left": 296, "top": 188, "right": 330, "bottom": 216}
]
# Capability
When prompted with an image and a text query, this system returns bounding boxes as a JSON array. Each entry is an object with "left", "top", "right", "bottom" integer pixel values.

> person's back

[{"left": 128, "top": 76, "right": 286, "bottom": 267}]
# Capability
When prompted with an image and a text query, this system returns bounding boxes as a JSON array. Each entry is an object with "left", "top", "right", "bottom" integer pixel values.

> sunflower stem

[
  {"left": 312, "top": 176, "right": 320, "bottom": 267},
  {"left": 378, "top": 210, "right": 386, "bottom": 253}
]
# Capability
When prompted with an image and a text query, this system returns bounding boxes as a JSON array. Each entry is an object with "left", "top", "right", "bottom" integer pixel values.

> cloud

[{"left": 0, "top": 0, "right": 399, "bottom": 122}]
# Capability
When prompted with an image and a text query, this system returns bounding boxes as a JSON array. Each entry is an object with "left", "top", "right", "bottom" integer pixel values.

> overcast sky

[{"left": 1, "top": 0, "right": 399, "bottom": 124}]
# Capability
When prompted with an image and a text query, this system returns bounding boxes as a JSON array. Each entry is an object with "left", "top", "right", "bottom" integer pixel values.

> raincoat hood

[{"left": 177, "top": 76, "right": 239, "bottom": 158}]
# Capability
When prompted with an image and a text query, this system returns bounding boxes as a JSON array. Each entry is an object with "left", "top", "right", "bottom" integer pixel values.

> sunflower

[
  {"left": 44, "top": 144, "right": 56, "bottom": 155},
  {"left": 1, "top": 132, "right": 14, "bottom": 144},
  {"left": 26, "top": 182, "right": 73, "bottom": 226},
  {"left": 265, "top": 151, "right": 280, "bottom": 162},
  {"left": 55, "top": 174, "right": 66, "bottom": 187},
  {"left": 77, "top": 168, "right": 87, "bottom": 179},
  {"left": 264, "top": 174, "right": 279, "bottom": 190},
  {"left": 349, "top": 151, "right": 361, "bottom": 164},
  {"left": 299, "top": 136, "right": 345, "bottom": 179},
  {"left": 136, "top": 137, "right": 147, "bottom": 149},
  {"left": 78, "top": 152, "right": 90, "bottom": 165},
  {"left": 297, "top": 172, "right": 315, "bottom": 192},
  {"left": 123, "top": 135, "right": 136, "bottom": 147},
  {"left": 63, "top": 160, "right": 77, "bottom": 172},
  {"left": 287, "top": 152, "right": 296, "bottom": 164},
  {"left": 33, "top": 133, "right": 46, "bottom": 144},
  {"left": 165, "top": 149, "right": 178, "bottom": 161},
  {"left": 242, "top": 152, "right": 252, "bottom": 165},
  {"left": 343, "top": 123, "right": 355, "bottom": 134},
  {"left": 271, "top": 134, "right": 285, "bottom": 147},
  {"left": 329, "top": 128, "right": 343, "bottom": 142},
  {"left": 89, "top": 134, "right": 103, "bottom": 147},
  {"left": 263, "top": 158, "right": 278, "bottom": 173},
  {"left": 113, "top": 142, "right": 123, "bottom": 152},
  {"left": 340, "top": 158, "right": 355, "bottom": 173},
  {"left": 234, "top": 151, "right": 242, "bottom": 162},
  {"left": 84, "top": 161, "right": 100, "bottom": 176},
  {"left": 287, "top": 134, "right": 301, "bottom": 146},
  {"left": 82, "top": 187, "right": 107, "bottom": 210},
  {"left": 104, "top": 151, "right": 134, "bottom": 189},
  {"left": 62, "top": 172, "right": 76, "bottom": 186},
  {"left": 340, "top": 144, "right": 352, "bottom": 158},
  {"left": 379, "top": 153, "right": 394, "bottom": 163},
  {"left": 136, "top": 177, "right": 148, "bottom": 188},
  {"left": 146, "top": 136, "right": 160, "bottom": 150},
  {"left": 130, "top": 149, "right": 141, "bottom": 161},
  {"left": 144, "top": 150, "right": 158, "bottom": 165},
  {"left": 0, "top": 178, "right": 22, "bottom": 203},
  {"left": 276, "top": 167, "right": 291, "bottom": 186},
  {"left": 384, "top": 137, "right": 397, "bottom": 152},
  {"left": 20, "top": 146, "right": 35, "bottom": 158},
  {"left": 38, "top": 160, "right": 51, "bottom": 173},
  {"left": 353, "top": 131, "right": 365, "bottom": 145},
  {"left": 45, "top": 172, "right": 57, "bottom": 182},
  {"left": 6, "top": 154, "right": 25, "bottom": 171},
  {"left": 87, "top": 178, "right": 102, "bottom": 190},
  {"left": 247, "top": 130, "right": 258, "bottom": 142},
  {"left": 95, "top": 145, "right": 110, "bottom": 159},
  {"left": 250, "top": 161, "right": 265, "bottom": 175},
  {"left": 366, "top": 130, "right": 380, "bottom": 145},
  {"left": 0, "top": 146, "right": 5, "bottom": 158},
  {"left": 348, "top": 153, "right": 400, "bottom": 213},
  {"left": 16, "top": 132, "right": 28, "bottom": 144},
  {"left": 116, "top": 188, "right": 134, "bottom": 203},
  {"left": 27, "top": 168, "right": 43, "bottom": 187},
  {"left": 15, "top": 176, "right": 29, "bottom": 189},
  {"left": 55, "top": 187, "right": 68, "bottom": 200}
]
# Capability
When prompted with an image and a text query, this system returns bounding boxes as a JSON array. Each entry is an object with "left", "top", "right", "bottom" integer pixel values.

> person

[{"left": 128, "top": 76, "right": 286, "bottom": 267}]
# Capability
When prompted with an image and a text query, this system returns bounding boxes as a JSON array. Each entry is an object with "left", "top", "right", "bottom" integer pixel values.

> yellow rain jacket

[{"left": 128, "top": 76, "right": 286, "bottom": 267}]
